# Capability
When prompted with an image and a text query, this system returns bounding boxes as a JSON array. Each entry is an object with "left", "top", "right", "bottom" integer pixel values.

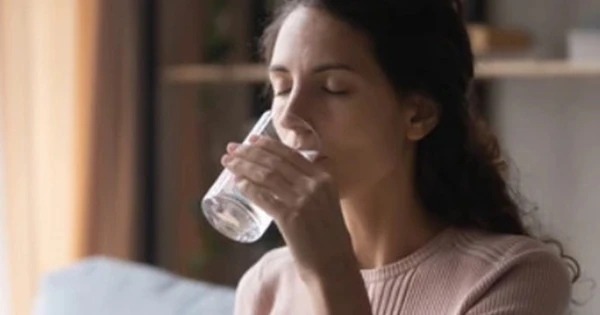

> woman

[{"left": 221, "top": 0, "right": 574, "bottom": 314}]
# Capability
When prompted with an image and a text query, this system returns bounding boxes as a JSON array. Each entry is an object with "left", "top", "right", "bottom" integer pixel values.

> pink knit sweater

[{"left": 234, "top": 228, "right": 571, "bottom": 315}]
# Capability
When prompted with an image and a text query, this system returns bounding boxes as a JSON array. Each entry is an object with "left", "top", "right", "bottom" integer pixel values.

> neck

[{"left": 340, "top": 164, "right": 444, "bottom": 269}]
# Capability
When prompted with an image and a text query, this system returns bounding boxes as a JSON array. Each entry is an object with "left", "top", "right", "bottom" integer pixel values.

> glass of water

[{"left": 200, "top": 110, "right": 321, "bottom": 243}]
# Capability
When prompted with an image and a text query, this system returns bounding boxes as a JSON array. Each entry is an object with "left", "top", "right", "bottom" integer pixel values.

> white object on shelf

[{"left": 568, "top": 28, "right": 600, "bottom": 61}]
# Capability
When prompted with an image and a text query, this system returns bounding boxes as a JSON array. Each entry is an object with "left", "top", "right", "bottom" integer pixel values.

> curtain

[
  {"left": 0, "top": 1, "right": 144, "bottom": 314},
  {"left": 82, "top": 0, "right": 143, "bottom": 260},
  {"left": 0, "top": 59, "right": 11, "bottom": 315}
]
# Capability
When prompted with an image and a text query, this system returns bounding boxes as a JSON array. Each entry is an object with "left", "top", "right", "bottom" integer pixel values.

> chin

[
  {"left": 333, "top": 176, "right": 364, "bottom": 200},
  {"left": 336, "top": 166, "right": 396, "bottom": 200}
]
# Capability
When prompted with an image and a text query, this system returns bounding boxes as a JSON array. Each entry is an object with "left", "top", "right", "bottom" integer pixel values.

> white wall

[{"left": 490, "top": 1, "right": 600, "bottom": 313}]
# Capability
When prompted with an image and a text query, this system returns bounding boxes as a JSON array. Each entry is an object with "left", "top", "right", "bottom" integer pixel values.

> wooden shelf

[
  {"left": 163, "top": 60, "right": 600, "bottom": 84},
  {"left": 468, "top": 24, "right": 531, "bottom": 55},
  {"left": 164, "top": 64, "right": 268, "bottom": 84},
  {"left": 475, "top": 60, "right": 600, "bottom": 78}
]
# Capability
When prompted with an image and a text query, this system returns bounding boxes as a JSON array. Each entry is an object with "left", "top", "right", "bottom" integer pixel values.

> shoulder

[
  {"left": 234, "top": 247, "right": 296, "bottom": 315},
  {"left": 449, "top": 229, "right": 572, "bottom": 314},
  {"left": 452, "top": 229, "right": 571, "bottom": 274},
  {"left": 236, "top": 247, "right": 297, "bottom": 305},
  {"left": 250, "top": 246, "right": 295, "bottom": 278},
  {"left": 237, "top": 246, "right": 294, "bottom": 290}
]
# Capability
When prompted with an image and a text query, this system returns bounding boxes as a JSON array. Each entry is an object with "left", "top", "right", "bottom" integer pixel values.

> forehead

[{"left": 271, "top": 6, "right": 374, "bottom": 70}]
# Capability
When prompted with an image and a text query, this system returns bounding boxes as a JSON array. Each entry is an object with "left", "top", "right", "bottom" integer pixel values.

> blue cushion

[{"left": 33, "top": 257, "right": 235, "bottom": 315}]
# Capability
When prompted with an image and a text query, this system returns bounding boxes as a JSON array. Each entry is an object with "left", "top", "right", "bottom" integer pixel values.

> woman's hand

[
  {"left": 223, "top": 135, "right": 373, "bottom": 315},
  {"left": 221, "top": 135, "right": 355, "bottom": 279}
]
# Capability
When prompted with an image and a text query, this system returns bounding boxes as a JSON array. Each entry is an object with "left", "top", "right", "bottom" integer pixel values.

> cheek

[
  {"left": 323, "top": 110, "right": 406, "bottom": 196},
  {"left": 325, "top": 94, "right": 405, "bottom": 160}
]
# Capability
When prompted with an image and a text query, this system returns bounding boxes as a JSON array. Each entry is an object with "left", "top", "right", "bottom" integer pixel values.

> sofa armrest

[{"left": 33, "top": 257, "right": 235, "bottom": 315}]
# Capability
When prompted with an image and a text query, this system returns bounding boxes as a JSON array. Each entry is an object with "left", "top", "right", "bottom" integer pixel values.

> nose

[
  {"left": 278, "top": 112, "right": 312, "bottom": 134},
  {"left": 272, "top": 91, "right": 321, "bottom": 152},
  {"left": 274, "top": 89, "right": 315, "bottom": 135}
]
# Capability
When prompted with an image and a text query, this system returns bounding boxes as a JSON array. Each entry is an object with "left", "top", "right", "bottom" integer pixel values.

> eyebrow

[{"left": 268, "top": 63, "right": 355, "bottom": 74}]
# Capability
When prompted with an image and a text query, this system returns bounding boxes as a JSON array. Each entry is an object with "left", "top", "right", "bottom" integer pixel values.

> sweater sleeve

[
  {"left": 465, "top": 249, "right": 572, "bottom": 315},
  {"left": 234, "top": 259, "right": 268, "bottom": 315}
]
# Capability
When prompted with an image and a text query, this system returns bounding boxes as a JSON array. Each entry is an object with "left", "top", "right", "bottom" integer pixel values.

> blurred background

[{"left": 1, "top": 0, "right": 600, "bottom": 314}]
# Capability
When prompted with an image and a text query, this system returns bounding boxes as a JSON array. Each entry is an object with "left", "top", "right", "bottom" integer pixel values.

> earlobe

[{"left": 405, "top": 95, "right": 440, "bottom": 141}]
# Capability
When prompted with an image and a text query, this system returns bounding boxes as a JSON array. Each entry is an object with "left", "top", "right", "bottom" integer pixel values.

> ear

[{"left": 403, "top": 94, "right": 440, "bottom": 141}]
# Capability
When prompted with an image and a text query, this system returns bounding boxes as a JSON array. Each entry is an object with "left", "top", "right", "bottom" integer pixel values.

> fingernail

[
  {"left": 248, "top": 135, "right": 259, "bottom": 143},
  {"left": 227, "top": 142, "right": 239, "bottom": 153},
  {"left": 221, "top": 154, "right": 233, "bottom": 165}
]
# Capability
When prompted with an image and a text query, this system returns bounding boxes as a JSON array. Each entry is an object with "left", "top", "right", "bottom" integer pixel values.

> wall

[{"left": 490, "top": 0, "right": 600, "bottom": 313}]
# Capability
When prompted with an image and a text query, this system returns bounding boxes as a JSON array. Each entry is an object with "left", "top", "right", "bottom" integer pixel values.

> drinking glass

[{"left": 201, "top": 110, "right": 320, "bottom": 243}]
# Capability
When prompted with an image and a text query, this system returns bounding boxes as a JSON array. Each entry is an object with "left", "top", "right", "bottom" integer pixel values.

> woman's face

[{"left": 269, "top": 6, "right": 417, "bottom": 198}]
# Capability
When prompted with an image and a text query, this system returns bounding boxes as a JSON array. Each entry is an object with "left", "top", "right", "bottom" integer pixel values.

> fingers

[
  {"left": 229, "top": 171, "right": 291, "bottom": 220},
  {"left": 246, "top": 135, "right": 317, "bottom": 176},
  {"left": 222, "top": 136, "right": 324, "bottom": 213},
  {"left": 227, "top": 142, "right": 304, "bottom": 186},
  {"left": 223, "top": 154, "right": 298, "bottom": 202}
]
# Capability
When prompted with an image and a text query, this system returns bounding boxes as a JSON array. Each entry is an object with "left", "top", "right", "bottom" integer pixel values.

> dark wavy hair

[{"left": 260, "top": 0, "right": 580, "bottom": 283}]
